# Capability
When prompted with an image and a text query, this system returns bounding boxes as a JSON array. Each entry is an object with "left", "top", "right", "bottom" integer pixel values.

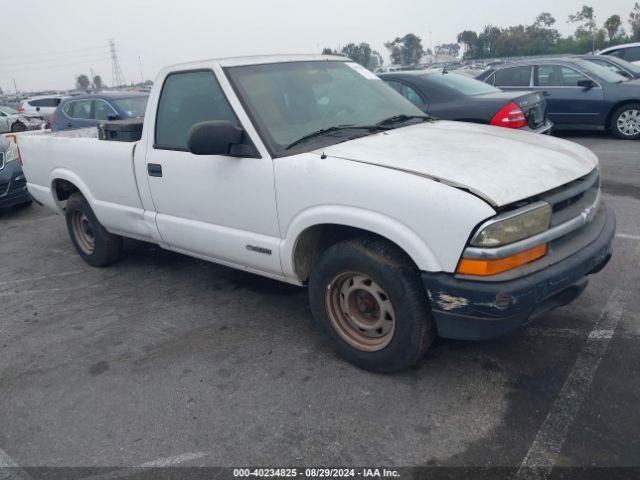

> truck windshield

[{"left": 226, "top": 61, "right": 426, "bottom": 156}]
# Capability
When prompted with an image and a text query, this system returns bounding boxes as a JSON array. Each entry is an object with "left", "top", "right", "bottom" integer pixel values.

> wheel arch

[
  {"left": 281, "top": 206, "right": 442, "bottom": 284},
  {"left": 605, "top": 100, "right": 640, "bottom": 128},
  {"left": 49, "top": 169, "right": 95, "bottom": 212}
]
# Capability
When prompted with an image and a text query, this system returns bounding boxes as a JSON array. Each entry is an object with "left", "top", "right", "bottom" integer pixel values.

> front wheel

[
  {"left": 611, "top": 104, "right": 640, "bottom": 140},
  {"left": 65, "top": 193, "right": 123, "bottom": 267},
  {"left": 308, "top": 237, "right": 436, "bottom": 373},
  {"left": 11, "top": 122, "right": 27, "bottom": 132}
]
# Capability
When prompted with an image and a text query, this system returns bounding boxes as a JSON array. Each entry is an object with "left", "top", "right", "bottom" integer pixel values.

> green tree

[
  {"left": 603, "top": 15, "right": 622, "bottom": 40},
  {"left": 341, "top": 42, "right": 372, "bottom": 69},
  {"left": 478, "top": 25, "right": 502, "bottom": 57},
  {"left": 93, "top": 75, "right": 103, "bottom": 90},
  {"left": 569, "top": 5, "right": 596, "bottom": 38},
  {"left": 76, "top": 74, "right": 90, "bottom": 90},
  {"left": 321, "top": 47, "right": 339, "bottom": 55},
  {"left": 385, "top": 34, "right": 424, "bottom": 65},
  {"left": 457, "top": 30, "right": 481, "bottom": 58},
  {"left": 535, "top": 12, "right": 556, "bottom": 28},
  {"left": 630, "top": 3, "right": 640, "bottom": 40}
]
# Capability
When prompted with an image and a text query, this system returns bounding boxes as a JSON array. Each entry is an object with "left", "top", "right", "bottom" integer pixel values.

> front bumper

[
  {"left": 0, "top": 160, "right": 31, "bottom": 208},
  {"left": 421, "top": 206, "right": 616, "bottom": 341}
]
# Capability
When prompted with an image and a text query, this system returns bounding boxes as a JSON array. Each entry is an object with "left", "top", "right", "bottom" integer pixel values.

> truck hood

[{"left": 318, "top": 121, "right": 598, "bottom": 207}]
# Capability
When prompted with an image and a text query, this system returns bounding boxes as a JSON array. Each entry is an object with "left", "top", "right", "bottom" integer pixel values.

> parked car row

[{"left": 476, "top": 57, "right": 640, "bottom": 140}]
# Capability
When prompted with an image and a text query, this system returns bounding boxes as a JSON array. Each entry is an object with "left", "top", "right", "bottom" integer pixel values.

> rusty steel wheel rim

[
  {"left": 325, "top": 271, "right": 396, "bottom": 352},
  {"left": 71, "top": 210, "right": 95, "bottom": 255}
]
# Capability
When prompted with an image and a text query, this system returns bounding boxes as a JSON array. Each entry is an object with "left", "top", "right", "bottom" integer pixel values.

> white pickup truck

[{"left": 16, "top": 55, "right": 615, "bottom": 372}]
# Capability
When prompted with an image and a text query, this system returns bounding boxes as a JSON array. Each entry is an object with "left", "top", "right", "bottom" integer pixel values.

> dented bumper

[{"left": 421, "top": 206, "right": 616, "bottom": 341}]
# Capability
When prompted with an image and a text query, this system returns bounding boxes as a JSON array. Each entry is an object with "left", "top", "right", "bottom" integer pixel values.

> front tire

[
  {"left": 65, "top": 193, "right": 123, "bottom": 267},
  {"left": 11, "top": 122, "right": 27, "bottom": 132},
  {"left": 308, "top": 237, "right": 436, "bottom": 373},
  {"left": 611, "top": 104, "right": 640, "bottom": 140}
]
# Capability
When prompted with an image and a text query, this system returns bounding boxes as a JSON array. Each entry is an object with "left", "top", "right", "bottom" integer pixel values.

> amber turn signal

[{"left": 456, "top": 244, "right": 548, "bottom": 276}]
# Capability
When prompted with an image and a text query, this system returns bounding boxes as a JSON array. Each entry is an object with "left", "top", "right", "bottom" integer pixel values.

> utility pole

[
  {"left": 138, "top": 56, "right": 144, "bottom": 84},
  {"left": 109, "top": 39, "right": 126, "bottom": 87},
  {"left": 12, "top": 78, "right": 18, "bottom": 94}
]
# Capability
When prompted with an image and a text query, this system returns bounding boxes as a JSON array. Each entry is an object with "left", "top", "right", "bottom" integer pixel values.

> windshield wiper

[
  {"left": 376, "top": 114, "right": 432, "bottom": 127},
  {"left": 284, "top": 124, "right": 381, "bottom": 150}
]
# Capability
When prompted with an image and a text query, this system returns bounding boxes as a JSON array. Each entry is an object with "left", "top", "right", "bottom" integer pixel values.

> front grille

[
  {"left": 0, "top": 151, "right": 5, "bottom": 171},
  {"left": 541, "top": 169, "right": 600, "bottom": 227}
]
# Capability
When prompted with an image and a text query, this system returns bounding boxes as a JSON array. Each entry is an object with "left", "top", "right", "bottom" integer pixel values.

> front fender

[{"left": 280, "top": 205, "right": 443, "bottom": 281}]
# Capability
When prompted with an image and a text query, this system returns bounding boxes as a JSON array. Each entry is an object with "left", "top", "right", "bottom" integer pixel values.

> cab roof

[{"left": 163, "top": 54, "right": 348, "bottom": 72}]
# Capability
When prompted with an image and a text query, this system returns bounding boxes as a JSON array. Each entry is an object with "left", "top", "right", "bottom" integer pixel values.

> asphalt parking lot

[{"left": 0, "top": 133, "right": 639, "bottom": 478}]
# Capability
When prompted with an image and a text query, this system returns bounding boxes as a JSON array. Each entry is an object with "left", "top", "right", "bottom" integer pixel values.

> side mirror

[
  {"left": 187, "top": 120, "right": 245, "bottom": 156},
  {"left": 577, "top": 79, "right": 596, "bottom": 90},
  {"left": 107, "top": 114, "right": 120, "bottom": 121},
  {"left": 36, "top": 107, "right": 41, "bottom": 112}
]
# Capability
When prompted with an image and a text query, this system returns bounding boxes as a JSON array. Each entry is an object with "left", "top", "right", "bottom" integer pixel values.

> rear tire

[
  {"left": 610, "top": 104, "right": 640, "bottom": 140},
  {"left": 308, "top": 237, "right": 436, "bottom": 373},
  {"left": 65, "top": 193, "right": 123, "bottom": 267},
  {"left": 11, "top": 122, "right": 27, "bottom": 132}
]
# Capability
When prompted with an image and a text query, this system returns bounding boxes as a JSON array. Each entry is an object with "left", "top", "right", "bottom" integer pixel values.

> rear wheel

[
  {"left": 11, "top": 122, "right": 27, "bottom": 132},
  {"left": 65, "top": 193, "right": 123, "bottom": 267},
  {"left": 611, "top": 104, "right": 640, "bottom": 140},
  {"left": 308, "top": 237, "right": 436, "bottom": 373}
]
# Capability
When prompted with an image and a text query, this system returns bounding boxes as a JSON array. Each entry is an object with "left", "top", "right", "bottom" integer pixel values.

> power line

[
  {"left": 0, "top": 45, "right": 110, "bottom": 61},
  {"left": 0, "top": 50, "right": 112, "bottom": 68},
  {"left": 6, "top": 57, "right": 111, "bottom": 74}
]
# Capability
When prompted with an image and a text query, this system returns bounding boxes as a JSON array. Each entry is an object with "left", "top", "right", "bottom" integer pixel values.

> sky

[{"left": 0, "top": 0, "right": 636, "bottom": 92}]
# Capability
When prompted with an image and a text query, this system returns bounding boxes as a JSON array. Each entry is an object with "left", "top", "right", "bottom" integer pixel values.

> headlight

[
  {"left": 471, "top": 202, "right": 552, "bottom": 248},
  {"left": 4, "top": 145, "right": 17, "bottom": 164}
]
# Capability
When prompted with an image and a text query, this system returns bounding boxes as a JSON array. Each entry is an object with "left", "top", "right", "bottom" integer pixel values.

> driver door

[{"left": 143, "top": 69, "right": 283, "bottom": 277}]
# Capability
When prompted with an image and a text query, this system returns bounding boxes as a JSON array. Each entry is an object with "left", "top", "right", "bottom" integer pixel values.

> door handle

[{"left": 147, "top": 163, "right": 163, "bottom": 177}]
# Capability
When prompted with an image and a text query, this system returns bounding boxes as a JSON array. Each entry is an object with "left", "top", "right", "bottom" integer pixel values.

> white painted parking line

[
  {"left": 0, "top": 446, "right": 32, "bottom": 480},
  {"left": 515, "top": 241, "right": 640, "bottom": 480},
  {"left": 138, "top": 451, "right": 208, "bottom": 467},
  {"left": 616, "top": 233, "right": 640, "bottom": 241},
  {"left": 0, "top": 284, "right": 103, "bottom": 298},
  {"left": 0, "top": 270, "right": 83, "bottom": 286},
  {"left": 79, "top": 451, "right": 209, "bottom": 480}
]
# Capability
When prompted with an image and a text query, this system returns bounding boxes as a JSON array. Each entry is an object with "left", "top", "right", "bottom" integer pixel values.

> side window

[
  {"left": 385, "top": 80, "right": 425, "bottom": 107},
  {"left": 94, "top": 100, "right": 115, "bottom": 121},
  {"left": 155, "top": 70, "right": 238, "bottom": 150},
  {"left": 589, "top": 59, "right": 630, "bottom": 77},
  {"left": 71, "top": 100, "right": 93, "bottom": 120},
  {"left": 30, "top": 99, "right": 46, "bottom": 107},
  {"left": 43, "top": 98, "right": 61, "bottom": 107},
  {"left": 62, "top": 102, "right": 74, "bottom": 116},
  {"left": 538, "top": 65, "right": 588, "bottom": 87},
  {"left": 625, "top": 47, "right": 640, "bottom": 63},
  {"left": 493, "top": 66, "right": 532, "bottom": 87},
  {"left": 605, "top": 49, "right": 623, "bottom": 59}
]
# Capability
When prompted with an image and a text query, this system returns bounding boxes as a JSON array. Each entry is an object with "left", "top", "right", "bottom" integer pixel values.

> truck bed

[{"left": 17, "top": 128, "right": 151, "bottom": 241}]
